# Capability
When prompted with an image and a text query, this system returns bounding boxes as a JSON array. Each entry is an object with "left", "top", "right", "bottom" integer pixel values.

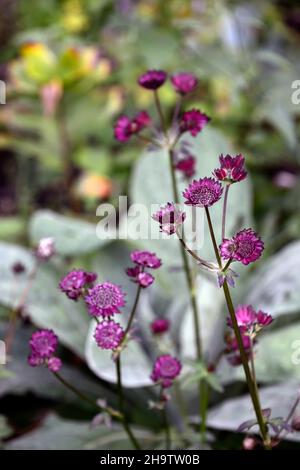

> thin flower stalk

[{"left": 204, "top": 206, "right": 272, "bottom": 449}]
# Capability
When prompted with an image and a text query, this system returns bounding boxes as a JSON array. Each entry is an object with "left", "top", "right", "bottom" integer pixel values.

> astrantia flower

[
  {"left": 138, "top": 70, "right": 167, "bottom": 90},
  {"left": 94, "top": 320, "right": 124, "bottom": 350},
  {"left": 214, "top": 154, "right": 247, "bottom": 183},
  {"left": 35, "top": 237, "right": 55, "bottom": 261},
  {"left": 28, "top": 354, "right": 43, "bottom": 367},
  {"left": 152, "top": 203, "right": 186, "bottom": 235},
  {"left": 183, "top": 177, "right": 223, "bottom": 207},
  {"left": 130, "top": 251, "right": 161, "bottom": 269},
  {"left": 137, "top": 272, "right": 154, "bottom": 288},
  {"left": 59, "top": 269, "right": 97, "bottom": 300},
  {"left": 114, "top": 111, "right": 151, "bottom": 142},
  {"left": 47, "top": 356, "right": 62, "bottom": 372},
  {"left": 227, "top": 305, "right": 273, "bottom": 336},
  {"left": 175, "top": 155, "right": 196, "bottom": 178},
  {"left": 227, "top": 305, "right": 257, "bottom": 329},
  {"left": 85, "top": 282, "right": 126, "bottom": 317},
  {"left": 29, "top": 329, "right": 58, "bottom": 358},
  {"left": 256, "top": 310, "right": 273, "bottom": 327},
  {"left": 171, "top": 72, "right": 198, "bottom": 95},
  {"left": 151, "top": 318, "right": 170, "bottom": 335},
  {"left": 220, "top": 229, "right": 264, "bottom": 265},
  {"left": 180, "top": 109, "right": 210, "bottom": 137},
  {"left": 126, "top": 266, "right": 155, "bottom": 288},
  {"left": 151, "top": 355, "right": 182, "bottom": 388}
]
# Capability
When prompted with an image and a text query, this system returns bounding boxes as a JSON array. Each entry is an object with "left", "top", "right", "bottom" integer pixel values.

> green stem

[
  {"left": 123, "top": 283, "right": 143, "bottom": 338},
  {"left": 116, "top": 356, "right": 141, "bottom": 450},
  {"left": 222, "top": 184, "right": 230, "bottom": 241},
  {"left": 163, "top": 406, "right": 171, "bottom": 450},
  {"left": 168, "top": 149, "right": 206, "bottom": 443},
  {"left": 53, "top": 372, "right": 121, "bottom": 419},
  {"left": 154, "top": 90, "right": 166, "bottom": 134},
  {"left": 204, "top": 207, "right": 272, "bottom": 449}
]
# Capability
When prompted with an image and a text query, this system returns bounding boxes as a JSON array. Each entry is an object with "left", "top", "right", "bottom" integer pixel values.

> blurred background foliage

[{"left": 1, "top": 0, "right": 300, "bottom": 449}]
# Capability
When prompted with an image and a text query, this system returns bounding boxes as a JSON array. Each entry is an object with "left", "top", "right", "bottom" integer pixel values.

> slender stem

[
  {"left": 53, "top": 372, "right": 121, "bottom": 419},
  {"left": 168, "top": 149, "right": 206, "bottom": 442},
  {"left": 222, "top": 258, "right": 233, "bottom": 272},
  {"left": 204, "top": 207, "right": 272, "bottom": 449},
  {"left": 116, "top": 356, "right": 141, "bottom": 449},
  {"left": 154, "top": 90, "right": 167, "bottom": 134},
  {"left": 276, "top": 394, "right": 300, "bottom": 439},
  {"left": 123, "top": 283, "right": 143, "bottom": 338},
  {"left": 177, "top": 234, "right": 214, "bottom": 269},
  {"left": 5, "top": 263, "right": 38, "bottom": 354},
  {"left": 172, "top": 95, "right": 183, "bottom": 127},
  {"left": 160, "top": 388, "right": 171, "bottom": 450},
  {"left": 222, "top": 184, "right": 230, "bottom": 241}
]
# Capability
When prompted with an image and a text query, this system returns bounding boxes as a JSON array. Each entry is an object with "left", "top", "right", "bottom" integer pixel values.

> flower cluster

[
  {"left": 183, "top": 177, "right": 223, "bottom": 207},
  {"left": 114, "top": 69, "right": 210, "bottom": 166},
  {"left": 114, "top": 111, "right": 151, "bottom": 142},
  {"left": 220, "top": 229, "right": 264, "bottom": 265},
  {"left": 227, "top": 305, "right": 273, "bottom": 337},
  {"left": 214, "top": 154, "right": 247, "bottom": 184},
  {"left": 94, "top": 320, "right": 125, "bottom": 350},
  {"left": 85, "top": 282, "right": 126, "bottom": 317},
  {"left": 225, "top": 305, "right": 273, "bottom": 366},
  {"left": 126, "top": 250, "right": 161, "bottom": 288},
  {"left": 152, "top": 203, "right": 186, "bottom": 235},
  {"left": 151, "top": 355, "right": 182, "bottom": 388},
  {"left": 28, "top": 329, "right": 62, "bottom": 372},
  {"left": 59, "top": 269, "right": 97, "bottom": 300}
]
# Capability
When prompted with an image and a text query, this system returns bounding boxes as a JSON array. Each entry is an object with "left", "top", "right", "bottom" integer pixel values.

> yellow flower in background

[
  {"left": 106, "top": 86, "right": 124, "bottom": 116},
  {"left": 20, "top": 42, "right": 57, "bottom": 84},
  {"left": 76, "top": 173, "right": 112, "bottom": 200},
  {"left": 61, "top": 0, "right": 88, "bottom": 33}
]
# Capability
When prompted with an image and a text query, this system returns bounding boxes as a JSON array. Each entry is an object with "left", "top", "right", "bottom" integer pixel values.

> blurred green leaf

[{"left": 29, "top": 210, "right": 111, "bottom": 256}]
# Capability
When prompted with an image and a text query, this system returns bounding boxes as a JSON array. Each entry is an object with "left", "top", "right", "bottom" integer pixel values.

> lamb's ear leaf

[
  {"left": 4, "top": 414, "right": 155, "bottom": 450},
  {"left": 29, "top": 210, "right": 112, "bottom": 256},
  {"left": 207, "top": 381, "right": 300, "bottom": 442}
]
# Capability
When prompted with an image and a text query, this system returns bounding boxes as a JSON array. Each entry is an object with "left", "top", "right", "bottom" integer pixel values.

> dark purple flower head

[
  {"left": 59, "top": 269, "right": 97, "bottom": 300},
  {"left": 151, "top": 354, "right": 181, "bottom": 388},
  {"left": 35, "top": 237, "right": 55, "bottom": 261},
  {"left": 126, "top": 266, "right": 155, "bottom": 288},
  {"left": 12, "top": 262, "right": 26, "bottom": 275},
  {"left": 214, "top": 154, "right": 247, "bottom": 183},
  {"left": 114, "top": 111, "right": 151, "bottom": 142},
  {"left": 137, "top": 272, "right": 154, "bottom": 288},
  {"left": 180, "top": 109, "right": 210, "bottom": 137},
  {"left": 220, "top": 229, "right": 264, "bottom": 265},
  {"left": 138, "top": 70, "right": 167, "bottom": 90},
  {"left": 151, "top": 318, "right": 170, "bottom": 335},
  {"left": 130, "top": 251, "right": 161, "bottom": 269},
  {"left": 85, "top": 282, "right": 126, "bottom": 317},
  {"left": 28, "top": 354, "right": 43, "bottom": 367},
  {"left": 29, "top": 329, "right": 58, "bottom": 359},
  {"left": 256, "top": 310, "right": 273, "bottom": 327},
  {"left": 47, "top": 356, "right": 62, "bottom": 372},
  {"left": 171, "top": 72, "right": 198, "bottom": 95},
  {"left": 152, "top": 202, "right": 186, "bottom": 235},
  {"left": 175, "top": 155, "right": 196, "bottom": 179},
  {"left": 183, "top": 177, "right": 223, "bottom": 207},
  {"left": 94, "top": 320, "right": 124, "bottom": 350}
]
